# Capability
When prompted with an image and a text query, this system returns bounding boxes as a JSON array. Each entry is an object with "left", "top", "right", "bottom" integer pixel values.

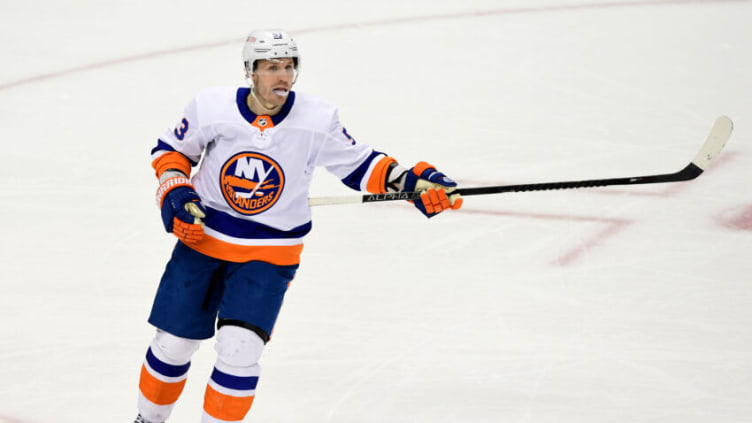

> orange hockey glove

[
  {"left": 403, "top": 161, "right": 462, "bottom": 218},
  {"left": 156, "top": 176, "right": 206, "bottom": 244}
]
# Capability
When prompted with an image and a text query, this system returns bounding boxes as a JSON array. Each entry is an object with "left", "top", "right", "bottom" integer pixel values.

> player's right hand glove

[
  {"left": 156, "top": 175, "right": 206, "bottom": 244},
  {"left": 403, "top": 161, "right": 463, "bottom": 218}
]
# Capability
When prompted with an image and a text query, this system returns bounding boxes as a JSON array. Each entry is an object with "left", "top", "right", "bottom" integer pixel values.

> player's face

[{"left": 252, "top": 58, "right": 296, "bottom": 108}]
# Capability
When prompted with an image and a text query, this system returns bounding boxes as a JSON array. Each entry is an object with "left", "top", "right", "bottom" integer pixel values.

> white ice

[{"left": 1, "top": 1, "right": 751, "bottom": 422}]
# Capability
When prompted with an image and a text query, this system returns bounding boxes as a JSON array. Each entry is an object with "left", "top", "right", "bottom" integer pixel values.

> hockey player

[{"left": 135, "top": 29, "right": 462, "bottom": 423}]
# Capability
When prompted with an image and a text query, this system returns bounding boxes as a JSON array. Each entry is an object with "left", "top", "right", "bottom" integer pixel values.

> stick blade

[{"left": 692, "top": 115, "right": 733, "bottom": 170}]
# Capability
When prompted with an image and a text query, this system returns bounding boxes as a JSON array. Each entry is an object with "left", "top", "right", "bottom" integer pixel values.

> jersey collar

[{"left": 236, "top": 87, "right": 295, "bottom": 128}]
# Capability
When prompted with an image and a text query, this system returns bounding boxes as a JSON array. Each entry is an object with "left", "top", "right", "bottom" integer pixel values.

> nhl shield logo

[{"left": 220, "top": 152, "right": 285, "bottom": 215}]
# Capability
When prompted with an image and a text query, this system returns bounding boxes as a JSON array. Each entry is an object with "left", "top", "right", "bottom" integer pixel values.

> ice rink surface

[{"left": 1, "top": 0, "right": 751, "bottom": 422}]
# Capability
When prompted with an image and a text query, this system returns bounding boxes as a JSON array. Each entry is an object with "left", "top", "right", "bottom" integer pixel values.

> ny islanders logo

[{"left": 220, "top": 152, "right": 285, "bottom": 215}]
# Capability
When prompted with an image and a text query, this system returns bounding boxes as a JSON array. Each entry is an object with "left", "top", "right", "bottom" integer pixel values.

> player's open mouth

[{"left": 272, "top": 88, "right": 289, "bottom": 96}]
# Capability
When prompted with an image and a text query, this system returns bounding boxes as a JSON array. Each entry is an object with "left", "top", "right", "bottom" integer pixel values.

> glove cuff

[
  {"left": 411, "top": 161, "right": 437, "bottom": 178},
  {"left": 156, "top": 176, "right": 193, "bottom": 208}
]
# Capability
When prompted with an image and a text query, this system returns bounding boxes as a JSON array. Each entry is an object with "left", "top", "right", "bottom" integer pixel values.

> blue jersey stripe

[
  {"left": 204, "top": 206, "right": 312, "bottom": 239},
  {"left": 145, "top": 347, "right": 191, "bottom": 378},
  {"left": 151, "top": 139, "right": 175, "bottom": 155},
  {"left": 150, "top": 139, "right": 198, "bottom": 166},
  {"left": 340, "top": 150, "right": 383, "bottom": 191},
  {"left": 211, "top": 367, "right": 259, "bottom": 391}
]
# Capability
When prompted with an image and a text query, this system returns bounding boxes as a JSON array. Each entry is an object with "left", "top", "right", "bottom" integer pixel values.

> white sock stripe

[
  {"left": 143, "top": 360, "right": 189, "bottom": 384},
  {"left": 207, "top": 379, "right": 256, "bottom": 398}
]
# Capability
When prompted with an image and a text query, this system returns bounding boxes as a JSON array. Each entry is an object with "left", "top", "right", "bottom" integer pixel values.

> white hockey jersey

[{"left": 151, "top": 87, "right": 396, "bottom": 265}]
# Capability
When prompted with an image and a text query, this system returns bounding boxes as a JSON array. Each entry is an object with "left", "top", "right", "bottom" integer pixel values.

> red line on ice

[
  {"left": 0, "top": 0, "right": 746, "bottom": 91},
  {"left": 0, "top": 415, "right": 39, "bottom": 423},
  {"left": 717, "top": 204, "right": 752, "bottom": 231},
  {"left": 0, "top": 39, "right": 234, "bottom": 91},
  {"left": 457, "top": 207, "right": 633, "bottom": 266},
  {"left": 553, "top": 219, "right": 632, "bottom": 265}
]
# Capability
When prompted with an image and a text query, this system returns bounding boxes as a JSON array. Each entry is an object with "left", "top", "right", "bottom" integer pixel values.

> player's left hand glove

[
  {"left": 156, "top": 175, "right": 206, "bottom": 244},
  {"left": 403, "top": 161, "right": 463, "bottom": 218}
]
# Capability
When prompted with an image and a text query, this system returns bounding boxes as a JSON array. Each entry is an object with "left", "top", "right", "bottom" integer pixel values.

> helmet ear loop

[
  {"left": 291, "top": 57, "right": 300, "bottom": 85},
  {"left": 244, "top": 61, "right": 255, "bottom": 88}
]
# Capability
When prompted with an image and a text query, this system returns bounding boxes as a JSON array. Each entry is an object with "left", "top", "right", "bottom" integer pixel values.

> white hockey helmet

[{"left": 242, "top": 29, "right": 300, "bottom": 86}]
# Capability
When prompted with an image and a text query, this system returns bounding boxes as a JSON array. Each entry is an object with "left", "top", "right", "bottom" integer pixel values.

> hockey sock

[
  {"left": 201, "top": 361, "right": 260, "bottom": 422},
  {"left": 137, "top": 331, "right": 199, "bottom": 423}
]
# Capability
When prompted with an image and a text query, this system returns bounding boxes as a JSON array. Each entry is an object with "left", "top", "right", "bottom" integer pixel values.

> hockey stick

[{"left": 308, "top": 116, "right": 733, "bottom": 206}]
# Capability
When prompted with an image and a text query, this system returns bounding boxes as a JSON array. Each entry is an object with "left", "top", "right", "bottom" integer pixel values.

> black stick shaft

[{"left": 361, "top": 163, "right": 702, "bottom": 204}]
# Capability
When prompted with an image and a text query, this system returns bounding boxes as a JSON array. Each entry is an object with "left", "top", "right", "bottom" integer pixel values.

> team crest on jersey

[{"left": 220, "top": 152, "right": 285, "bottom": 215}]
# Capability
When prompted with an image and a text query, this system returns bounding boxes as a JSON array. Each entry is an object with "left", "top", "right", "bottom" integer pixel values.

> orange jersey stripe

[
  {"left": 366, "top": 156, "right": 397, "bottom": 194},
  {"left": 187, "top": 233, "right": 303, "bottom": 265},
  {"left": 152, "top": 151, "right": 192, "bottom": 177},
  {"left": 203, "top": 384, "right": 255, "bottom": 421},
  {"left": 139, "top": 365, "right": 187, "bottom": 406}
]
